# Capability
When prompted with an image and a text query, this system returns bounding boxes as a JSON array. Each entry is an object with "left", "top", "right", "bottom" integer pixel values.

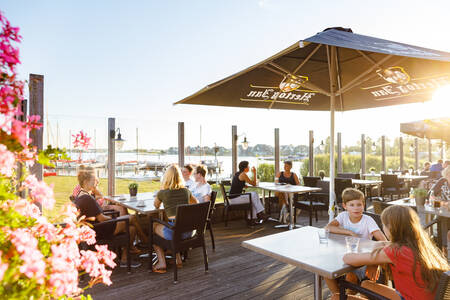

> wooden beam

[
  {"left": 337, "top": 132, "right": 342, "bottom": 173},
  {"left": 178, "top": 122, "right": 185, "bottom": 167},
  {"left": 274, "top": 128, "right": 280, "bottom": 175},
  {"left": 309, "top": 130, "right": 314, "bottom": 176},
  {"left": 381, "top": 136, "right": 386, "bottom": 173},
  {"left": 361, "top": 134, "right": 366, "bottom": 176},
  {"left": 29, "top": 74, "right": 44, "bottom": 181},
  {"left": 399, "top": 137, "right": 404, "bottom": 171},
  {"left": 108, "top": 118, "right": 115, "bottom": 196},
  {"left": 414, "top": 138, "right": 419, "bottom": 171},
  {"left": 232, "top": 125, "right": 237, "bottom": 176}
]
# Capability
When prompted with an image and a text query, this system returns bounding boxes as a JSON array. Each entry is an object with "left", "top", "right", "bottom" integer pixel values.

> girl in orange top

[{"left": 337, "top": 205, "right": 449, "bottom": 300}]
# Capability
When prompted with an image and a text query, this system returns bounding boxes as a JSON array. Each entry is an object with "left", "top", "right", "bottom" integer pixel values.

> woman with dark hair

[
  {"left": 275, "top": 160, "right": 300, "bottom": 209},
  {"left": 229, "top": 161, "right": 267, "bottom": 222}
]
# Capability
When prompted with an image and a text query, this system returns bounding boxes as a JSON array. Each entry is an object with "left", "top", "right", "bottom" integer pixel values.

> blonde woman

[{"left": 153, "top": 164, "right": 198, "bottom": 273}]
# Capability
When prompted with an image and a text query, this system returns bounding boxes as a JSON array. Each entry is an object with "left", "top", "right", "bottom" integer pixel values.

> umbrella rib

[
  {"left": 356, "top": 49, "right": 384, "bottom": 69},
  {"left": 336, "top": 54, "right": 393, "bottom": 95},
  {"left": 292, "top": 44, "right": 322, "bottom": 74}
]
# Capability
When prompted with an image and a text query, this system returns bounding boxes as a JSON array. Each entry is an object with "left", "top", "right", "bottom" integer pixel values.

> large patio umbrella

[
  {"left": 175, "top": 27, "right": 450, "bottom": 222},
  {"left": 400, "top": 117, "right": 450, "bottom": 143}
]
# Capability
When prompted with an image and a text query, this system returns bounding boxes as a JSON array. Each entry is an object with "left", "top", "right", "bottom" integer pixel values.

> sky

[{"left": 2, "top": 0, "right": 450, "bottom": 150}]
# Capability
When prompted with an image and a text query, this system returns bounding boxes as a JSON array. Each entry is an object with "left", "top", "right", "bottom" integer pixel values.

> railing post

[
  {"left": 275, "top": 128, "right": 280, "bottom": 175},
  {"left": 29, "top": 74, "right": 44, "bottom": 181},
  {"left": 108, "top": 118, "right": 116, "bottom": 196},
  {"left": 361, "top": 134, "right": 366, "bottom": 176},
  {"left": 428, "top": 139, "right": 432, "bottom": 162},
  {"left": 399, "top": 136, "right": 404, "bottom": 171},
  {"left": 178, "top": 122, "right": 185, "bottom": 167},
  {"left": 232, "top": 125, "right": 237, "bottom": 176},
  {"left": 337, "top": 132, "right": 342, "bottom": 173},
  {"left": 414, "top": 138, "right": 419, "bottom": 171},
  {"left": 381, "top": 135, "right": 386, "bottom": 173},
  {"left": 309, "top": 130, "right": 314, "bottom": 176},
  {"left": 441, "top": 140, "right": 445, "bottom": 160}
]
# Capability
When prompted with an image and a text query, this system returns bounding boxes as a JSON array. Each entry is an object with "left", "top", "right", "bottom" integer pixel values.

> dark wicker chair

[
  {"left": 337, "top": 173, "right": 360, "bottom": 179},
  {"left": 302, "top": 176, "right": 321, "bottom": 187},
  {"left": 149, "top": 201, "right": 210, "bottom": 283},
  {"left": 381, "top": 174, "right": 408, "bottom": 201},
  {"left": 219, "top": 182, "right": 252, "bottom": 226},
  {"left": 206, "top": 191, "right": 217, "bottom": 250},
  {"left": 294, "top": 180, "right": 329, "bottom": 226},
  {"left": 335, "top": 178, "right": 353, "bottom": 209}
]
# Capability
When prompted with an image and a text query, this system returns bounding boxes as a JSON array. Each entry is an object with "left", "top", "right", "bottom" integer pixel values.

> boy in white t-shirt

[
  {"left": 324, "top": 188, "right": 387, "bottom": 297},
  {"left": 191, "top": 165, "right": 212, "bottom": 203}
]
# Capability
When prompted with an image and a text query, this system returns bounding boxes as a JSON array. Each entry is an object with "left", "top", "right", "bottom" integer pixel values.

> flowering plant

[{"left": 0, "top": 11, "right": 115, "bottom": 299}]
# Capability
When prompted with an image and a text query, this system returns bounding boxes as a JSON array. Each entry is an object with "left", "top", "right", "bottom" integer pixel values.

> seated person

[
  {"left": 229, "top": 161, "right": 267, "bottom": 223},
  {"left": 72, "top": 165, "right": 127, "bottom": 216},
  {"left": 152, "top": 164, "right": 198, "bottom": 273},
  {"left": 191, "top": 164, "right": 212, "bottom": 203},
  {"left": 420, "top": 161, "right": 431, "bottom": 176},
  {"left": 431, "top": 166, "right": 450, "bottom": 201},
  {"left": 74, "top": 171, "right": 146, "bottom": 267},
  {"left": 181, "top": 164, "right": 196, "bottom": 190},
  {"left": 430, "top": 159, "right": 444, "bottom": 173},
  {"left": 325, "top": 188, "right": 387, "bottom": 297},
  {"left": 275, "top": 160, "right": 300, "bottom": 209}
]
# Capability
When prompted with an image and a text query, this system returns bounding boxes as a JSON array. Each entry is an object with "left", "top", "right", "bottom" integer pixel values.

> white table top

[
  {"left": 257, "top": 182, "right": 321, "bottom": 193},
  {"left": 363, "top": 173, "right": 428, "bottom": 180},
  {"left": 387, "top": 199, "right": 450, "bottom": 218},
  {"left": 106, "top": 192, "right": 162, "bottom": 214},
  {"left": 242, "top": 226, "right": 381, "bottom": 279},
  {"left": 323, "top": 177, "right": 382, "bottom": 185}
]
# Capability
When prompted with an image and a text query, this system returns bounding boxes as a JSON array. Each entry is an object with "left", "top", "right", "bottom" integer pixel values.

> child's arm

[
  {"left": 326, "top": 219, "right": 358, "bottom": 237},
  {"left": 372, "top": 230, "right": 387, "bottom": 241},
  {"left": 343, "top": 249, "right": 392, "bottom": 266}
]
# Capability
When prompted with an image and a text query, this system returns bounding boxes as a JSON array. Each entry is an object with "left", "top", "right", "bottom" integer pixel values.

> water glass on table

[
  {"left": 345, "top": 236, "right": 360, "bottom": 253},
  {"left": 317, "top": 228, "right": 330, "bottom": 244}
]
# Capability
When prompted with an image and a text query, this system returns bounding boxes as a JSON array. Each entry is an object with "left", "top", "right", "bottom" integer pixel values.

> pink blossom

[
  {"left": 80, "top": 249, "right": 113, "bottom": 285},
  {"left": 72, "top": 130, "right": 91, "bottom": 150},
  {"left": 48, "top": 244, "right": 81, "bottom": 296},
  {"left": 95, "top": 244, "right": 117, "bottom": 268},
  {"left": 0, "top": 143, "right": 16, "bottom": 177},
  {"left": 11, "top": 119, "right": 32, "bottom": 147},
  {"left": 33, "top": 216, "right": 58, "bottom": 241},
  {"left": 23, "top": 174, "right": 55, "bottom": 208},
  {"left": 9, "top": 198, "right": 41, "bottom": 219},
  {"left": 78, "top": 225, "right": 96, "bottom": 245}
]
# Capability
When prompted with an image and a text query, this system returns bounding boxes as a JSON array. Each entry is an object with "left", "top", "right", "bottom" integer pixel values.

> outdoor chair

[
  {"left": 363, "top": 211, "right": 383, "bottom": 234},
  {"left": 302, "top": 176, "right": 321, "bottom": 187},
  {"left": 335, "top": 178, "right": 353, "bottom": 209},
  {"left": 148, "top": 201, "right": 210, "bottom": 283},
  {"left": 294, "top": 180, "right": 329, "bottom": 226},
  {"left": 206, "top": 191, "right": 217, "bottom": 250},
  {"left": 337, "top": 173, "right": 360, "bottom": 179},
  {"left": 380, "top": 174, "right": 408, "bottom": 201},
  {"left": 372, "top": 199, "right": 391, "bottom": 215},
  {"left": 219, "top": 182, "right": 252, "bottom": 226},
  {"left": 338, "top": 270, "right": 450, "bottom": 300}
]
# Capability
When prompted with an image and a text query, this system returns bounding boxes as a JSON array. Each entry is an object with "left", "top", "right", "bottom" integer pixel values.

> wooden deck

[{"left": 86, "top": 212, "right": 332, "bottom": 300}]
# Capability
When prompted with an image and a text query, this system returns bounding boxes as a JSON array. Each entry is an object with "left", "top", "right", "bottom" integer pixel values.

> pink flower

[
  {"left": 95, "top": 245, "right": 117, "bottom": 269},
  {"left": 78, "top": 225, "right": 96, "bottom": 245},
  {"left": 23, "top": 174, "right": 55, "bottom": 208},
  {"left": 33, "top": 216, "right": 58, "bottom": 241},
  {"left": 48, "top": 244, "right": 81, "bottom": 296},
  {"left": 72, "top": 130, "right": 91, "bottom": 150},
  {"left": 0, "top": 143, "right": 16, "bottom": 177},
  {"left": 9, "top": 198, "right": 41, "bottom": 219}
]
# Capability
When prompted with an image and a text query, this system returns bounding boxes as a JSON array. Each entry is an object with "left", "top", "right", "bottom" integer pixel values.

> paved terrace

[{"left": 87, "top": 211, "right": 332, "bottom": 300}]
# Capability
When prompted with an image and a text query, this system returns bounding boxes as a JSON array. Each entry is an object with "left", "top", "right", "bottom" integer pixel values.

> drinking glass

[
  {"left": 345, "top": 236, "right": 360, "bottom": 253},
  {"left": 317, "top": 228, "right": 330, "bottom": 244}
]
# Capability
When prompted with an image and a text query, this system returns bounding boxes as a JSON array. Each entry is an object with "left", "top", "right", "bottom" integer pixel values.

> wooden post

[
  {"left": 309, "top": 130, "right": 314, "bottom": 176},
  {"left": 178, "top": 122, "right": 184, "bottom": 167},
  {"left": 399, "top": 136, "right": 404, "bottom": 171},
  {"left": 16, "top": 100, "right": 27, "bottom": 197},
  {"left": 29, "top": 74, "right": 44, "bottom": 181},
  {"left": 361, "top": 134, "right": 366, "bottom": 176},
  {"left": 274, "top": 128, "right": 280, "bottom": 175},
  {"left": 441, "top": 140, "right": 445, "bottom": 160},
  {"left": 108, "top": 118, "right": 116, "bottom": 196},
  {"left": 337, "top": 132, "right": 342, "bottom": 173},
  {"left": 232, "top": 125, "right": 237, "bottom": 176},
  {"left": 381, "top": 135, "right": 386, "bottom": 173},
  {"left": 414, "top": 138, "right": 419, "bottom": 171},
  {"left": 428, "top": 139, "right": 432, "bottom": 162}
]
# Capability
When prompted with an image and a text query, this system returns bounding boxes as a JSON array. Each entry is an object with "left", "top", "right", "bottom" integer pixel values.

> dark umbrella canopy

[
  {"left": 175, "top": 28, "right": 450, "bottom": 222},
  {"left": 401, "top": 117, "right": 450, "bottom": 143},
  {"left": 176, "top": 28, "right": 450, "bottom": 111}
]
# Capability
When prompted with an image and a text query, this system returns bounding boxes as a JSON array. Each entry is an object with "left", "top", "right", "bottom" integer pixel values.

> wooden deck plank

[{"left": 87, "top": 212, "right": 331, "bottom": 300}]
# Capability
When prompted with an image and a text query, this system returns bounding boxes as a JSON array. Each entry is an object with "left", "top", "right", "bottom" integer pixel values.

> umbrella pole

[{"left": 327, "top": 46, "right": 337, "bottom": 223}]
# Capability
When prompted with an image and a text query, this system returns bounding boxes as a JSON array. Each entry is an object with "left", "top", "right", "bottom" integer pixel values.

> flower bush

[{"left": 0, "top": 11, "right": 115, "bottom": 299}]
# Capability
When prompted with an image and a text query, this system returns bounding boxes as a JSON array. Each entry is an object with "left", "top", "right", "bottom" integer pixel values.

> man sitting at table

[
  {"left": 191, "top": 164, "right": 212, "bottom": 203},
  {"left": 325, "top": 188, "right": 387, "bottom": 296}
]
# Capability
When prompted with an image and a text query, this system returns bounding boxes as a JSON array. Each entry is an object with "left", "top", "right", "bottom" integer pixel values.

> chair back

[
  {"left": 372, "top": 200, "right": 390, "bottom": 214},
  {"left": 316, "top": 180, "right": 330, "bottom": 193},
  {"left": 435, "top": 270, "right": 450, "bottom": 300},
  {"left": 208, "top": 191, "right": 217, "bottom": 219},
  {"left": 219, "top": 183, "right": 230, "bottom": 206},
  {"left": 337, "top": 173, "right": 360, "bottom": 179},
  {"left": 381, "top": 174, "right": 399, "bottom": 189},
  {"left": 303, "top": 176, "right": 321, "bottom": 187},
  {"left": 335, "top": 178, "right": 353, "bottom": 205},
  {"left": 430, "top": 171, "right": 442, "bottom": 179},
  {"left": 363, "top": 212, "right": 383, "bottom": 233},
  {"left": 174, "top": 202, "right": 210, "bottom": 238}
]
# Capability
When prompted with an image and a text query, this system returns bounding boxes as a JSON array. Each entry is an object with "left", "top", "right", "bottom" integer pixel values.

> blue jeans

[{"left": 162, "top": 220, "right": 193, "bottom": 240}]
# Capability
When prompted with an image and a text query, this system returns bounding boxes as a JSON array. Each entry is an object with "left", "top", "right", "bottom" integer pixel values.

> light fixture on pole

[
  {"left": 409, "top": 143, "right": 415, "bottom": 153},
  {"left": 110, "top": 128, "right": 125, "bottom": 150},
  {"left": 234, "top": 133, "right": 249, "bottom": 151},
  {"left": 319, "top": 140, "right": 325, "bottom": 152},
  {"left": 371, "top": 142, "right": 377, "bottom": 153}
]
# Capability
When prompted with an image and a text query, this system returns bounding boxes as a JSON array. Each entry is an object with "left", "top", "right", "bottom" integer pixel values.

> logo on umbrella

[
  {"left": 376, "top": 66, "right": 410, "bottom": 85},
  {"left": 279, "top": 74, "right": 309, "bottom": 92}
]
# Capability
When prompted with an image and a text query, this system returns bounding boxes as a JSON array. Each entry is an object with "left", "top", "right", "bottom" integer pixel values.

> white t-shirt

[
  {"left": 335, "top": 211, "right": 380, "bottom": 240},
  {"left": 185, "top": 179, "right": 195, "bottom": 190},
  {"left": 191, "top": 183, "right": 212, "bottom": 203}
]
